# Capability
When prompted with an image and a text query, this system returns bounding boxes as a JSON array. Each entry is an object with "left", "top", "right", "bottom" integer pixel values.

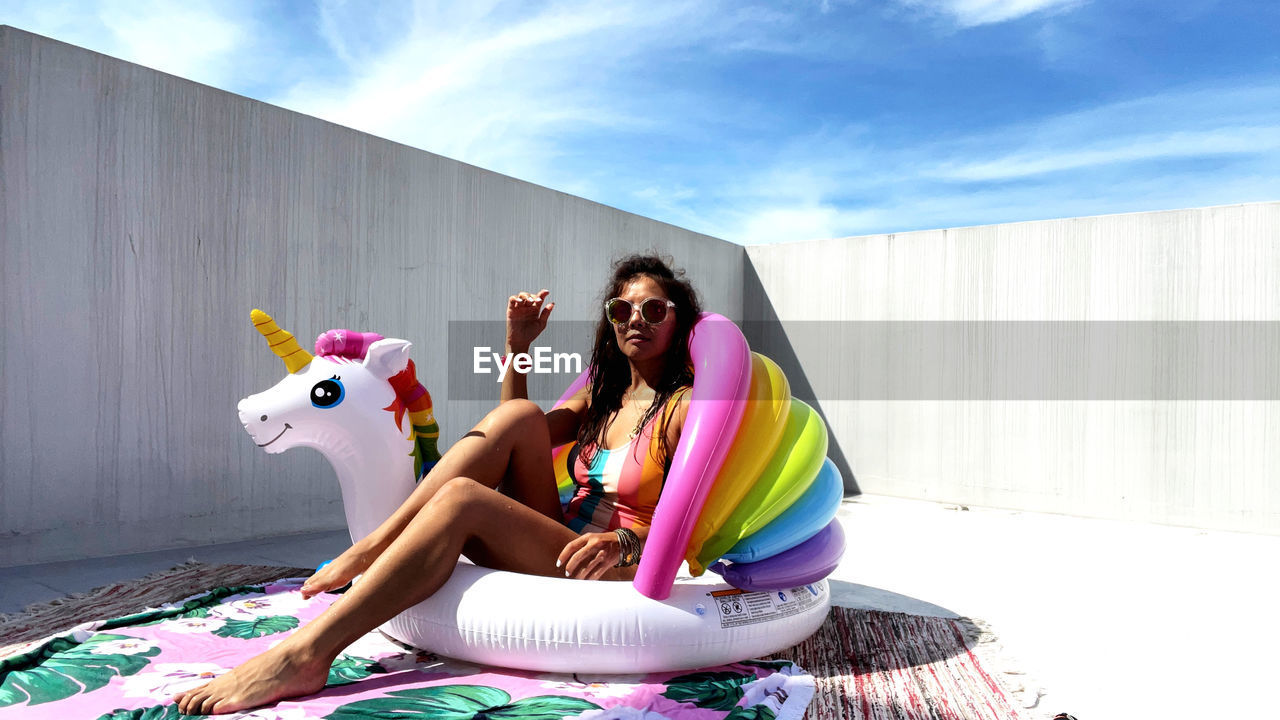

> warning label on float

[{"left": 709, "top": 584, "right": 826, "bottom": 629}]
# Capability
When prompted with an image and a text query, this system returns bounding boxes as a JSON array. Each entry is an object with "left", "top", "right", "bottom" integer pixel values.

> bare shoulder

[{"left": 563, "top": 385, "right": 590, "bottom": 410}]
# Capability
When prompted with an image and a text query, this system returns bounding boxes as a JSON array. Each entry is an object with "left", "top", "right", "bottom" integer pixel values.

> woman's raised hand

[
  {"left": 556, "top": 531, "right": 623, "bottom": 580},
  {"left": 506, "top": 289, "right": 554, "bottom": 352}
]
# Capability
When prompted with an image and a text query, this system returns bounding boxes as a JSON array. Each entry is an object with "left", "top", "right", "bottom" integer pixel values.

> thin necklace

[{"left": 624, "top": 388, "right": 657, "bottom": 439}]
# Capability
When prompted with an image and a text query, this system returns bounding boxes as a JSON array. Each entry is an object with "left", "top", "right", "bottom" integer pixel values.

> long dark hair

[{"left": 576, "top": 254, "right": 702, "bottom": 469}]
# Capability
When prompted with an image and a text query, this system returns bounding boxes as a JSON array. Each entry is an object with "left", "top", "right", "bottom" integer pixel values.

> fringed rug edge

[{"left": 953, "top": 614, "right": 1056, "bottom": 719}]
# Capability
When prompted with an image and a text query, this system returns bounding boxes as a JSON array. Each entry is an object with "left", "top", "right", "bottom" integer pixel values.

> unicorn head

[{"left": 237, "top": 310, "right": 441, "bottom": 542}]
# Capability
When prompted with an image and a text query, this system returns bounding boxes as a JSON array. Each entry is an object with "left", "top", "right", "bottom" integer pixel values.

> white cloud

[
  {"left": 1, "top": 0, "right": 255, "bottom": 89},
  {"left": 266, "top": 1, "right": 806, "bottom": 196},
  {"left": 677, "top": 81, "right": 1280, "bottom": 243},
  {"left": 930, "top": 127, "right": 1280, "bottom": 182},
  {"left": 917, "top": 83, "right": 1280, "bottom": 182},
  {"left": 272, "top": 3, "right": 650, "bottom": 186},
  {"left": 899, "top": 0, "right": 1085, "bottom": 27},
  {"left": 98, "top": 0, "right": 244, "bottom": 84},
  {"left": 736, "top": 206, "right": 839, "bottom": 245}
]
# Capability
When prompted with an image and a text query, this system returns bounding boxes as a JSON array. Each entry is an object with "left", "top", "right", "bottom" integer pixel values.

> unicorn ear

[{"left": 363, "top": 338, "right": 413, "bottom": 380}]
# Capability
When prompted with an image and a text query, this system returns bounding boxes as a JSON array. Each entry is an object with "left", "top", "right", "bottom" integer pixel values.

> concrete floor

[
  {"left": 3, "top": 496, "right": 1277, "bottom": 720},
  {"left": 831, "top": 496, "right": 1280, "bottom": 720}
]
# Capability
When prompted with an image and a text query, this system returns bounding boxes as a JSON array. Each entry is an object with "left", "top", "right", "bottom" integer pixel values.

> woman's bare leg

[
  {"left": 175, "top": 477, "right": 578, "bottom": 715},
  {"left": 303, "top": 399, "right": 562, "bottom": 597}
]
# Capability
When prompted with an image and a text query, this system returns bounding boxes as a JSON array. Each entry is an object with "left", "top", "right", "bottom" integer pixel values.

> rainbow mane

[{"left": 316, "top": 329, "right": 441, "bottom": 480}]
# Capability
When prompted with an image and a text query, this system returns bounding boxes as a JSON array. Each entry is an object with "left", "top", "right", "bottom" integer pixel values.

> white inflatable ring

[{"left": 381, "top": 562, "right": 831, "bottom": 673}]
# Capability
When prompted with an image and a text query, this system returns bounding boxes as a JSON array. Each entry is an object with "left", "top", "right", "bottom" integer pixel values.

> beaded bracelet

[{"left": 614, "top": 527, "right": 642, "bottom": 568}]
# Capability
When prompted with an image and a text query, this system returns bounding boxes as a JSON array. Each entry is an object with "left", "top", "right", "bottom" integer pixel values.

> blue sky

[{"left": 4, "top": 0, "right": 1278, "bottom": 244}]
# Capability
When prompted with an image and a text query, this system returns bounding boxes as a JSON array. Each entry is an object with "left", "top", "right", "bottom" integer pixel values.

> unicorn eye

[{"left": 311, "top": 376, "right": 345, "bottom": 409}]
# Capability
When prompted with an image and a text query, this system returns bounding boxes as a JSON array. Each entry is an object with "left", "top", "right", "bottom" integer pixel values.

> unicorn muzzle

[{"left": 237, "top": 398, "right": 289, "bottom": 449}]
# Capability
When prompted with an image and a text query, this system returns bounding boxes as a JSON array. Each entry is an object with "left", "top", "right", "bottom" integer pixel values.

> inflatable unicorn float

[{"left": 237, "top": 309, "right": 845, "bottom": 672}]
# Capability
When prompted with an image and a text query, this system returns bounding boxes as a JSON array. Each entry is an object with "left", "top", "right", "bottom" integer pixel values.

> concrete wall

[
  {"left": 0, "top": 27, "right": 742, "bottom": 566},
  {"left": 746, "top": 202, "right": 1280, "bottom": 534}
]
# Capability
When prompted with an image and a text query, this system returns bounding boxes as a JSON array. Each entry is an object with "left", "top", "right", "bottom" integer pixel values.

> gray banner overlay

[
  {"left": 448, "top": 321, "right": 1280, "bottom": 401},
  {"left": 448, "top": 321, "right": 594, "bottom": 404}
]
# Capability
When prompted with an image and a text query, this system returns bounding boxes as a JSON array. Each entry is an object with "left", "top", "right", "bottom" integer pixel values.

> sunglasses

[{"left": 604, "top": 297, "right": 677, "bottom": 326}]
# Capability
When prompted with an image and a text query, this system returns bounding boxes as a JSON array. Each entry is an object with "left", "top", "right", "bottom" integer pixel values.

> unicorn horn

[{"left": 251, "top": 309, "right": 313, "bottom": 374}]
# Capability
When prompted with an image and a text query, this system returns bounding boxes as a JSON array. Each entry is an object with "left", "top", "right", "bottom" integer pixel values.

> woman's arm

[
  {"left": 545, "top": 387, "right": 589, "bottom": 447},
  {"left": 501, "top": 289, "right": 554, "bottom": 403}
]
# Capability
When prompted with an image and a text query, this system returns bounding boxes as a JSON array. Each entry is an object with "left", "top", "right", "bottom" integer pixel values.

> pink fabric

[{"left": 0, "top": 580, "right": 815, "bottom": 720}]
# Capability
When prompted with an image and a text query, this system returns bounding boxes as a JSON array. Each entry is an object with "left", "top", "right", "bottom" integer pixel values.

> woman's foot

[
  {"left": 173, "top": 638, "right": 332, "bottom": 715},
  {"left": 301, "top": 546, "right": 372, "bottom": 598}
]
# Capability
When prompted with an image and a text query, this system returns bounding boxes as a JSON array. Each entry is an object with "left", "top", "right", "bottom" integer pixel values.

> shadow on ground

[
  {"left": 778, "top": 579, "right": 997, "bottom": 674},
  {"left": 827, "top": 579, "right": 960, "bottom": 618}
]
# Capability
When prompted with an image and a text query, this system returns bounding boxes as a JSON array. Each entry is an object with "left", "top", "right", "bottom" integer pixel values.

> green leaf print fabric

[{"left": 0, "top": 579, "right": 815, "bottom": 720}]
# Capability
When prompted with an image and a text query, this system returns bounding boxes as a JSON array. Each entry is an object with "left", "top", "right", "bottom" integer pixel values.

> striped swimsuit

[{"left": 563, "top": 391, "right": 687, "bottom": 534}]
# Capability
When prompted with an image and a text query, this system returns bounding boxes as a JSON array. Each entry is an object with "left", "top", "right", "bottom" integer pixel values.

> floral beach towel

[{"left": 0, "top": 579, "right": 815, "bottom": 720}]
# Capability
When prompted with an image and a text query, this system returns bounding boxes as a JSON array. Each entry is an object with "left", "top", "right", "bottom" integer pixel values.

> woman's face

[{"left": 611, "top": 275, "right": 678, "bottom": 364}]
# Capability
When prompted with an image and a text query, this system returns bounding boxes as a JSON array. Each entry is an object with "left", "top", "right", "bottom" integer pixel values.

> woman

[{"left": 175, "top": 254, "right": 702, "bottom": 715}]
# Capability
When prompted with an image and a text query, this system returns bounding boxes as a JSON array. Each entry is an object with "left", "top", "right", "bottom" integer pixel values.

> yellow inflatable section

[
  {"left": 684, "top": 353, "right": 791, "bottom": 574},
  {"left": 689, "top": 397, "right": 828, "bottom": 573}
]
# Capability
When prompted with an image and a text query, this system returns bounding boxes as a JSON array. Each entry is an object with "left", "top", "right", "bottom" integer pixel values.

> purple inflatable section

[{"left": 708, "top": 519, "right": 846, "bottom": 592}]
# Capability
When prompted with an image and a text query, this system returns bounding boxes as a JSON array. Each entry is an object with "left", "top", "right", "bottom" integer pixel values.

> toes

[
  {"left": 195, "top": 692, "right": 217, "bottom": 715},
  {"left": 193, "top": 687, "right": 221, "bottom": 715},
  {"left": 174, "top": 684, "right": 202, "bottom": 714}
]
